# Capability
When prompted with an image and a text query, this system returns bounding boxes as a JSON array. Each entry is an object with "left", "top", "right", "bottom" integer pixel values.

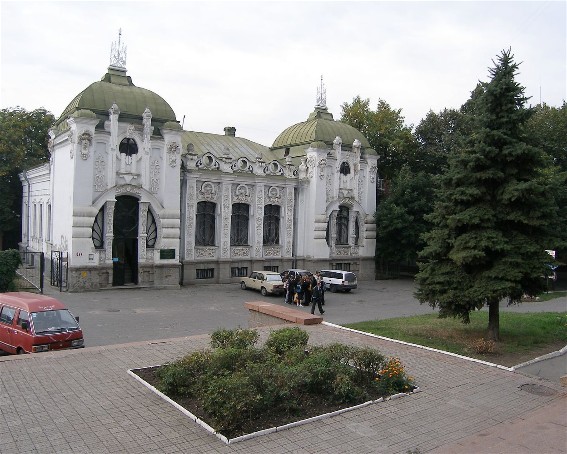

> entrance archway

[{"left": 112, "top": 195, "right": 139, "bottom": 286}]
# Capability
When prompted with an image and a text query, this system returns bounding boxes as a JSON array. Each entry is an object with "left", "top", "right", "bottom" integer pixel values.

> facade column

[
  {"left": 254, "top": 184, "right": 264, "bottom": 258},
  {"left": 105, "top": 200, "right": 115, "bottom": 262},
  {"left": 220, "top": 183, "right": 231, "bottom": 259},
  {"left": 139, "top": 201, "right": 149, "bottom": 261}
]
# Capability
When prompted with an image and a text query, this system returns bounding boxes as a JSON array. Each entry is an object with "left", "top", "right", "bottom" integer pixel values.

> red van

[{"left": 0, "top": 292, "right": 84, "bottom": 354}]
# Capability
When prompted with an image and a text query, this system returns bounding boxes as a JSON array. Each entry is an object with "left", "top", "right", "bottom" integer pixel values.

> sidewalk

[{"left": 1, "top": 322, "right": 565, "bottom": 453}]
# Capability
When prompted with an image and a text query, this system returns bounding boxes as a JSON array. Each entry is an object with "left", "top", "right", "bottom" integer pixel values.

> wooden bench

[{"left": 244, "top": 301, "right": 323, "bottom": 325}]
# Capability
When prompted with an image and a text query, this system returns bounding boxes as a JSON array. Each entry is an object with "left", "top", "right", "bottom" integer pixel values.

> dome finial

[
  {"left": 315, "top": 75, "right": 327, "bottom": 109},
  {"left": 109, "top": 28, "right": 127, "bottom": 70}
]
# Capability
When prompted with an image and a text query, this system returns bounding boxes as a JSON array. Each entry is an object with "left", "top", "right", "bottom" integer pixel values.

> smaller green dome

[{"left": 271, "top": 106, "right": 371, "bottom": 153}]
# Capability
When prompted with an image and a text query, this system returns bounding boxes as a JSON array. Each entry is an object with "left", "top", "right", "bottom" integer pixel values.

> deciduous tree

[{"left": 0, "top": 107, "right": 54, "bottom": 249}]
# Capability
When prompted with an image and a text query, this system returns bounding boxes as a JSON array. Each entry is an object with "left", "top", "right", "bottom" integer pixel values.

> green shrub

[
  {"left": 0, "top": 249, "right": 21, "bottom": 292},
  {"left": 210, "top": 327, "right": 259, "bottom": 349},
  {"left": 264, "top": 326, "right": 309, "bottom": 355},
  {"left": 156, "top": 350, "right": 212, "bottom": 396},
  {"left": 202, "top": 373, "right": 263, "bottom": 433}
]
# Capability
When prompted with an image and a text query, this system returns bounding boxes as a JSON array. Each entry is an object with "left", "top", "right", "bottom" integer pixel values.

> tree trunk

[{"left": 487, "top": 298, "right": 500, "bottom": 341}]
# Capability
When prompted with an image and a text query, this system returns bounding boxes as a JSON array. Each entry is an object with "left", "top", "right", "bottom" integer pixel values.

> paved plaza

[{"left": 0, "top": 281, "right": 565, "bottom": 453}]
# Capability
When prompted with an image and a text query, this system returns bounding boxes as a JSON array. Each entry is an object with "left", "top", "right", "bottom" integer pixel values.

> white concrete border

[{"left": 322, "top": 321, "right": 516, "bottom": 371}]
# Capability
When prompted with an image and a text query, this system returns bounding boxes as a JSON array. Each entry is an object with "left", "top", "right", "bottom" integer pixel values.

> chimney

[{"left": 224, "top": 126, "right": 236, "bottom": 137}]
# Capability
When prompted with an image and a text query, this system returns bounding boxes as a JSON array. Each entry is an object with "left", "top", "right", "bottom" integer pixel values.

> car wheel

[
  {"left": 330, "top": 285, "right": 338, "bottom": 293},
  {"left": 16, "top": 347, "right": 26, "bottom": 355},
  {"left": 344, "top": 289, "right": 352, "bottom": 292},
  {"left": 261, "top": 287, "right": 268, "bottom": 296},
  {"left": 240, "top": 282, "right": 247, "bottom": 290}
]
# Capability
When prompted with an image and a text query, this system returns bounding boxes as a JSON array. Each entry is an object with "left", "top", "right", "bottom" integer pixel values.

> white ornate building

[{"left": 20, "top": 39, "right": 379, "bottom": 291}]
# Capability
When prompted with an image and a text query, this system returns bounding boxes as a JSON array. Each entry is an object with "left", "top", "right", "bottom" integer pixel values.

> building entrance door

[{"left": 112, "top": 196, "right": 139, "bottom": 286}]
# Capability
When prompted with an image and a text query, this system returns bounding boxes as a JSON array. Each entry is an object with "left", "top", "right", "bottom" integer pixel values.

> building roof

[
  {"left": 181, "top": 129, "right": 272, "bottom": 163},
  {"left": 270, "top": 106, "right": 374, "bottom": 160},
  {"left": 54, "top": 67, "right": 177, "bottom": 132}
]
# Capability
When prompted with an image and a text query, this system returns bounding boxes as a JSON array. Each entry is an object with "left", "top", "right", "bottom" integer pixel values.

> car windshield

[
  {"left": 31, "top": 310, "right": 80, "bottom": 334},
  {"left": 345, "top": 273, "right": 357, "bottom": 281},
  {"left": 265, "top": 275, "right": 282, "bottom": 282}
]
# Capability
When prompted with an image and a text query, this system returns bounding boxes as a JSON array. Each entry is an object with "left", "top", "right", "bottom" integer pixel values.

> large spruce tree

[{"left": 415, "top": 49, "right": 559, "bottom": 341}]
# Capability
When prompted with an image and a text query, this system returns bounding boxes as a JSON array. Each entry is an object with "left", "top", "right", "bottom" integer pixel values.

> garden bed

[{"left": 129, "top": 327, "right": 418, "bottom": 442}]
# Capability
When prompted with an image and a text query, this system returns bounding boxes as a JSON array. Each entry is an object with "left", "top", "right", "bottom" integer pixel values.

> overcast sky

[{"left": 1, "top": 1, "right": 565, "bottom": 146}]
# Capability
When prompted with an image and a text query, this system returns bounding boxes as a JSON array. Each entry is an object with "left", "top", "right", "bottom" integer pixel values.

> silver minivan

[{"left": 319, "top": 270, "right": 357, "bottom": 292}]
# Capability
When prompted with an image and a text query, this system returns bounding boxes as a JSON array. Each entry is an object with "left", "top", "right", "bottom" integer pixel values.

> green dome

[
  {"left": 271, "top": 106, "right": 371, "bottom": 152},
  {"left": 55, "top": 67, "right": 177, "bottom": 131}
]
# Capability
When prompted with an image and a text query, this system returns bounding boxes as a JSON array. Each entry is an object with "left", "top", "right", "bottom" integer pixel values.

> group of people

[{"left": 281, "top": 271, "right": 325, "bottom": 315}]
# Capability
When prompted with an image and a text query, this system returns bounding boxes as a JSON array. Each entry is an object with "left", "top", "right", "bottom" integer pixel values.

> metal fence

[
  {"left": 50, "top": 251, "right": 68, "bottom": 292},
  {"left": 16, "top": 251, "right": 45, "bottom": 293}
]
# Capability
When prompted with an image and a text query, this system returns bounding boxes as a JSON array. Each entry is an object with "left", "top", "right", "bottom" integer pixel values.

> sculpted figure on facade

[
  {"left": 79, "top": 131, "right": 93, "bottom": 160},
  {"left": 298, "top": 158, "right": 308, "bottom": 180},
  {"left": 142, "top": 108, "right": 152, "bottom": 153}
]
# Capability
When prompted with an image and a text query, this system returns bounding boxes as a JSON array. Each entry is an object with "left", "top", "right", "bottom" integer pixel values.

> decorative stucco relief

[
  {"left": 198, "top": 181, "right": 218, "bottom": 202},
  {"left": 94, "top": 156, "right": 106, "bottom": 192},
  {"left": 306, "top": 155, "right": 316, "bottom": 179},
  {"left": 263, "top": 246, "right": 281, "bottom": 257},
  {"left": 167, "top": 142, "right": 180, "bottom": 167},
  {"left": 285, "top": 187, "right": 294, "bottom": 257},
  {"left": 233, "top": 184, "right": 251, "bottom": 203},
  {"left": 186, "top": 184, "right": 196, "bottom": 259},
  {"left": 318, "top": 158, "right": 327, "bottom": 180},
  {"left": 231, "top": 246, "right": 250, "bottom": 258},
  {"left": 255, "top": 185, "right": 264, "bottom": 257},
  {"left": 369, "top": 165, "right": 377, "bottom": 183},
  {"left": 221, "top": 184, "right": 231, "bottom": 258},
  {"left": 265, "top": 186, "right": 281, "bottom": 204},
  {"left": 116, "top": 185, "right": 141, "bottom": 195},
  {"left": 195, "top": 247, "right": 216, "bottom": 258},
  {"left": 150, "top": 159, "right": 160, "bottom": 194}
]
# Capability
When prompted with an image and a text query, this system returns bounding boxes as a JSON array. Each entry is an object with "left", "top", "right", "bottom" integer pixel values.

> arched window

[
  {"left": 231, "top": 203, "right": 249, "bottom": 246},
  {"left": 119, "top": 138, "right": 138, "bottom": 157},
  {"left": 336, "top": 205, "right": 349, "bottom": 245},
  {"left": 339, "top": 162, "right": 351, "bottom": 176},
  {"left": 92, "top": 206, "right": 105, "bottom": 249},
  {"left": 263, "top": 204, "right": 280, "bottom": 245},
  {"left": 146, "top": 209, "right": 157, "bottom": 248},
  {"left": 196, "top": 201, "right": 216, "bottom": 246}
]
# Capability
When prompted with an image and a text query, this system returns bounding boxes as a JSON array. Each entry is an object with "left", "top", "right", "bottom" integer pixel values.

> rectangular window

[
  {"left": 196, "top": 201, "right": 216, "bottom": 246},
  {"left": 16, "top": 310, "right": 29, "bottom": 328},
  {"left": 39, "top": 204, "right": 43, "bottom": 239},
  {"left": 196, "top": 268, "right": 215, "bottom": 279},
  {"left": 230, "top": 203, "right": 249, "bottom": 246},
  {"left": 263, "top": 266, "right": 279, "bottom": 272},
  {"left": 333, "top": 263, "right": 351, "bottom": 271},
  {"left": 231, "top": 267, "right": 248, "bottom": 277},
  {"left": 0, "top": 306, "right": 16, "bottom": 324},
  {"left": 47, "top": 205, "right": 52, "bottom": 242},
  {"left": 263, "top": 204, "right": 280, "bottom": 245}
]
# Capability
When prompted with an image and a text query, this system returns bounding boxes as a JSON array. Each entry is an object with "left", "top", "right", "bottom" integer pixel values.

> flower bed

[{"left": 131, "top": 327, "right": 417, "bottom": 442}]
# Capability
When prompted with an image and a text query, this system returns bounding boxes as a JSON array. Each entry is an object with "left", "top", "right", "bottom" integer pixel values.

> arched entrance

[{"left": 112, "top": 195, "right": 139, "bottom": 286}]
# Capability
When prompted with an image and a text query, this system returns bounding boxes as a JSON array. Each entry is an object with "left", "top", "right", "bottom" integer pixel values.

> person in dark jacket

[{"left": 310, "top": 280, "right": 325, "bottom": 315}]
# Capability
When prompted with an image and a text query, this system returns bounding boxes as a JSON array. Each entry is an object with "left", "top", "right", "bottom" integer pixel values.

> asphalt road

[{"left": 42, "top": 279, "right": 567, "bottom": 349}]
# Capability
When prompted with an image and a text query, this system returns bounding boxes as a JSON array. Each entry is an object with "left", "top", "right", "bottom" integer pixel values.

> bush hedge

[{"left": 0, "top": 249, "right": 21, "bottom": 292}]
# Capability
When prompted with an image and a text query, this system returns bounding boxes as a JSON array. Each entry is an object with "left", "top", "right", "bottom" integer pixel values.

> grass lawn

[{"left": 344, "top": 311, "right": 567, "bottom": 367}]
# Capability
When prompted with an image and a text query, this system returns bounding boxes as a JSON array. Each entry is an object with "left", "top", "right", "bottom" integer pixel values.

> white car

[
  {"left": 240, "top": 271, "right": 286, "bottom": 296},
  {"left": 319, "top": 269, "right": 357, "bottom": 292}
]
